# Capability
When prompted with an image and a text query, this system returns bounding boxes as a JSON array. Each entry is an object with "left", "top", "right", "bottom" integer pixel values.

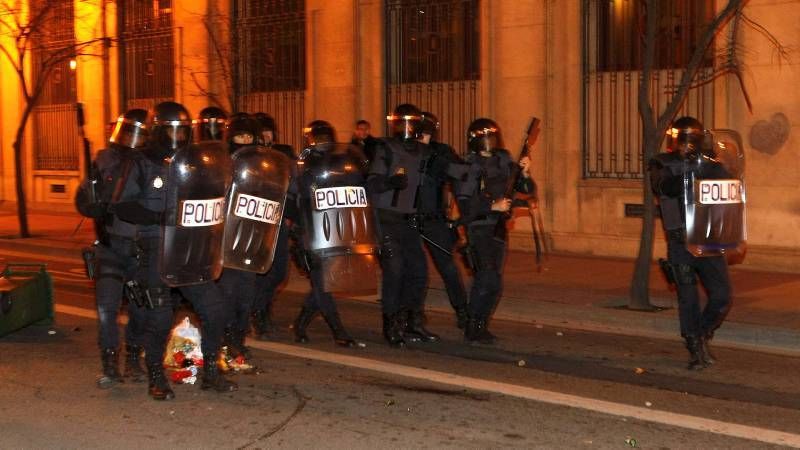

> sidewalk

[{"left": 2, "top": 207, "right": 799, "bottom": 356}]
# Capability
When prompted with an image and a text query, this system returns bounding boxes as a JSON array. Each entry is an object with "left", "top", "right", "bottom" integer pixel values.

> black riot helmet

[
  {"left": 149, "top": 101, "right": 192, "bottom": 151},
  {"left": 303, "top": 120, "right": 336, "bottom": 147},
  {"left": 467, "top": 118, "right": 503, "bottom": 154},
  {"left": 387, "top": 103, "right": 423, "bottom": 141},
  {"left": 226, "top": 113, "right": 261, "bottom": 153},
  {"left": 666, "top": 116, "right": 706, "bottom": 155},
  {"left": 109, "top": 108, "right": 148, "bottom": 149},
  {"left": 253, "top": 112, "right": 277, "bottom": 145},
  {"left": 195, "top": 106, "right": 227, "bottom": 142},
  {"left": 420, "top": 111, "right": 440, "bottom": 141}
]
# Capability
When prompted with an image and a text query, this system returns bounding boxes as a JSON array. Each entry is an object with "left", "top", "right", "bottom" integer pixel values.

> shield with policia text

[
  {"left": 161, "top": 141, "right": 232, "bottom": 286},
  {"left": 683, "top": 129, "right": 746, "bottom": 258},
  {"left": 297, "top": 143, "right": 380, "bottom": 293},
  {"left": 222, "top": 145, "right": 291, "bottom": 273}
]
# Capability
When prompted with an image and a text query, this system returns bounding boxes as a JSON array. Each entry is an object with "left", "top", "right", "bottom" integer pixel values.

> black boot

[
  {"left": 702, "top": 331, "right": 716, "bottom": 365},
  {"left": 147, "top": 364, "right": 175, "bottom": 400},
  {"left": 294, "top": 306, "right": 317, "bottom": 344},
  {"left": 454, "top": 306, "right": 468, "bottom": 330},
  {"left": 684, "top": 335, "right": 708, "bottom": 371},
  {"left": 321, "top": 310, "right": 356, "bottom": 348},
  {"left": 251, "top": 308, "right": 274, "bottom": 341},
  {"left": 403, "top": 310, "right": 440, "bottom": 343},
  {"left": 382, "top": 313, "right": 406, "bottom": 348},
  {"left": 124, "top": 345, "right": 146, "bottom": 383},
  {"left": 230, "top": 329, "right": 252, "bottom": 360},
  {"left": 464, "top": 318, "right": 496, "bottom": 345},
  {"left": 98, "top": 348, "right": 124, "bottom": 389},
  {"left": 201, "top": 358, "right": 238, "bottom": 393}
]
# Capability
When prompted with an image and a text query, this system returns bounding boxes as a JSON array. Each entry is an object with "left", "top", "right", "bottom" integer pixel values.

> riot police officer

[
  {"left": 649, "top": 116, "right": 734, "bottom": 370},
  {"left": 292, "top": 120, "right": 375, "bottom": 347},
  {"left": 456, "top": 118, "right": 533, "bottom": 345},
  {"left": 111, "top": 101, "right": 237, "bottom": 400},
  {"left": 417, "top": 111, "right": 469, "bottom": 329},
  {"left": 216, "top": 113, "right": 263, "bottom": 359},
  {"left": 250, "top": 112, "right": 296, "bottom": 340},
  {"left": 368, "top": 104, "right": 439, "bottom": 347},
  {"left": 195, "top": 106, "right": 227, "bottom": 142},
  {"left": 75, "top": 108, "right": 149, "bottom": 388}
]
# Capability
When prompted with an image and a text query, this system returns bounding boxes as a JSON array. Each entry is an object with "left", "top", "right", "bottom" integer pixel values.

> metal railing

[
  {"left": 582, "top": 0, "right": 716, "bottom": 179},
  {"left": 32, "top": 104, "right": 80, "bottom": 171},
  {"left": 30, "top": 0, "right": 78, "bottom": 171},
  {"left": 385, "top": 0, "right": 480, "bottom": 154},
  {"left": 118, "top": 0, "right": 175, "bottom": 110},
  {"left": 232, "top": 0, "right": 306, "bottom": 150}
]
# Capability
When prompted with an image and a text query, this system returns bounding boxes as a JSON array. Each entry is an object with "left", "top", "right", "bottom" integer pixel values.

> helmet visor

[
  {"left": 110, "top": 117, "right": 148, "bottom": 149},
  {"left": 387, "top": 114, "right": 422, "bottom": 140}
]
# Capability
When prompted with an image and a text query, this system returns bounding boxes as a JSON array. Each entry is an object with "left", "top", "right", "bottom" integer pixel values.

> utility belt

[
  {"left": 123, "top": 283, "right": 171, "bottom": 309},
  {"left": 469, "top": 213, "right": 500, "bottom": 226},
  {"left": 377, "top": 209, "right": 420, "bottom": 228},
  {"left": 666, "top": 229, "right": 686, "bottom": 243},
  {"left": 82, "top": 236, "right": 138, "bottom": 280},
  {"left": 414, "top": 212, "right": 448, "bottom": 222}
]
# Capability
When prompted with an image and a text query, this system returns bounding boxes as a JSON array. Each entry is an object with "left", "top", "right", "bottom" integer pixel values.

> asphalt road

[{"left": 1, "top": 252, "right": 799, "bottom": 449}]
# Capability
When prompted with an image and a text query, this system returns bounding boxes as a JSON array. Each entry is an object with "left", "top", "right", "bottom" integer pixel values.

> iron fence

[
  {"left": 385, "top": 0, "right": 480, "bottom": 154},
  {"left": 118, "top": 0, "right": 175, "bottom": 111},
  {"left": 582, "top": 0, "right": 716, "bottom": 179},
  {"left": 30, "top": 0, "right": 79, "bottom": 171},
  {"left": 232, "top": 0, "right": 306, "bottom": 150}
]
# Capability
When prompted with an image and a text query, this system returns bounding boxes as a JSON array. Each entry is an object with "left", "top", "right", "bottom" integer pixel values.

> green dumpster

[{"left": 0, "top": 264, "right": 54, "bottom": 338}]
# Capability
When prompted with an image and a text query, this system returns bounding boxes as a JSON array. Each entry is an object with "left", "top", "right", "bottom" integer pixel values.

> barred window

[
  {"left": 118, "top": 0, "right": 175, "bottom": 107},
  {"left": 30, "top": 0, "right": 80, "bottom": 171},
  {"left": 233, "top": 0, "right": 306, "bottom": 93},
  {"left": 386, "top": 0, "right": 480, "bottom": 84},
  {"left": 593, "top": 0, "right": 714, "bottom": 72},
  {"left": 583, "top": 0, "right": 716, "bottom": 179},
  {"left": 122, "top": 0, "right": 173, "bottom": 32},
  {"left": 31, "top": 0, "right": 77, "bottom": 106}
]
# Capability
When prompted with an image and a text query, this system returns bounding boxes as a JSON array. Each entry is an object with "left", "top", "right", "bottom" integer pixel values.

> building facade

[{"left": 1, "top": 0, "right": 798, "bottom": 271}]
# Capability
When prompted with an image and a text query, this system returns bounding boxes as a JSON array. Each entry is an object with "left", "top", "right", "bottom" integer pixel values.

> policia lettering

[
  {"left": 181, "top": 197, "right": 225, "bottom": 227},
  {"left": 314, "top": 186, "right": 368, "bottom": 210},
  {"left": 699, "top": 180, "right": 742, "bottom": 204},
  {"left": 233, "top": 193, "right": 282, "bottom": 224}
]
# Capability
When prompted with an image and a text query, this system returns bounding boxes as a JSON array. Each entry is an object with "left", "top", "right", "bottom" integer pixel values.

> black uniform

[
  {"left": 457, "top": 149, "right": 533, "bottom": 343},
  {"left": 76, "top": 145, "right": 147, "bottom": 386},
  {"left": 113, "top": 144, "right": 236, "bottom": 399},
  {"left": 351, "top": 134, "right": 380, "bottom": 163},
  {"left": 416, "top": 141, "right": 468, "bottom": 327},
  {"left": 251, "top": 143, "right": 296, "bottom": 339},
  {"left": 291, "top": 142, "right": 373, "bottom": 347},
  {"left": 368, "top": 137, "right": 437, "bottom": 345},
  {"left": 649, "top": 150, "right": 732, "bottom": 368}
]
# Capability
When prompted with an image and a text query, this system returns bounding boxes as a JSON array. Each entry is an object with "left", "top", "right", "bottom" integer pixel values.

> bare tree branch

[{"left": 656, "top": 0, "right": 746, "bottom": 135}]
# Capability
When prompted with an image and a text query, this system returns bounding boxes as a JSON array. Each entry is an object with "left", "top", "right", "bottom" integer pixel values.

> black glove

[
  {"left": 385, "top": 173, "right": 408, "bottom": 190},
  {"left": 85, "top": 202, "right": 108, "bottom": 219}
]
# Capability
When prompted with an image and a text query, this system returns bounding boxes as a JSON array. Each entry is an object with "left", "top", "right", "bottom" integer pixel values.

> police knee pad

[
  {"left": 96, "top": 260, "right": 127, "bottom": 283},
  {"left": 380, "top": 235, "right": 399, "bottom": 260},
  {"left": 675, "top": 264, "right": 697, "bottom": 285},
  {"left": 147, "top": 287, "right": 174, "bottom": 308}
]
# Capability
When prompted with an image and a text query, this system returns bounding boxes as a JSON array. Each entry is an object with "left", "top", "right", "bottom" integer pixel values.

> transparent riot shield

[
  {"left": 684, "top": 129, "right": 746, "bottom": 258},
  {"left": 222, "top": 145, "right": 291, "bottom": 273},
  {"left": 298, "top": 143, "right": 380, "bottom": 293},
  {"left": 161, "top": 141, "right": 232, "bottom": 286}
]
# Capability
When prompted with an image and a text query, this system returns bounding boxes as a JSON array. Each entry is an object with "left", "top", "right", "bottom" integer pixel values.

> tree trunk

[
  {"left": 629, "top": 134, "right": 659, "bottom": 310},
  {"left": 12, "top": 105, "right": 34, "bottom": 238}
]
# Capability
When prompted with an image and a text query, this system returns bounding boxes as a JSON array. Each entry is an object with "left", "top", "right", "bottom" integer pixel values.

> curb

[{"left": 4, "top": 237, "right": 798, "bottom": 357}]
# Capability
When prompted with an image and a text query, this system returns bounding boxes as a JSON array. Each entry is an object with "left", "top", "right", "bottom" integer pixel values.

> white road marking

[
  {"left": 53, "top": 303, "right": 800, "bottom": 447},
  {"left": 0, "top": 249, "right": 82, "bottom": 265}
]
